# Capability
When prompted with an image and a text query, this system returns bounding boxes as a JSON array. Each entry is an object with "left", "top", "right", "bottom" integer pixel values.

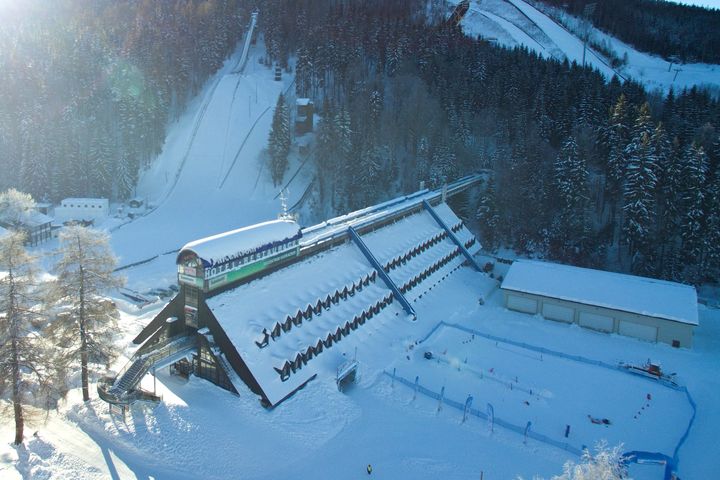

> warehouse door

[
  {"left": 542, "top": 303, "right": 574, "bottom": 323},
  {"left": 618, "top": 321, "right": 657, "bottom": 342},
  {"left": 578, "top": 312, "right": 614, "bottom": 332},
  {"left": 507, "top": 294, "right": 538, "bottom": 314}
]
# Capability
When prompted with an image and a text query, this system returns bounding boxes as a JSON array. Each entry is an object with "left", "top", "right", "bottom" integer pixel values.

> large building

[
  {"left": 99, "top": 176, "right": 484, "bottom": 408},
  {"left": 501, "top": 260, "right": 698, "bottom": 348},
  {"left": 54, "top": 198, "right": 109, "bottom": 224}
]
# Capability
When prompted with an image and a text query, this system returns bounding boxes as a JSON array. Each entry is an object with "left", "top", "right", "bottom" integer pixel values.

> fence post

[
  {"left": 463, "top": 394, "right": 473, "bottom": 423},
  {"left": 524, "top": 421, "right": 532, "bottom": 445},
  {"left": 391, "top": 368, "right": 396, "bottom": 388},
  {"left": 413, "top": 375, "right": 419, "bottom": 401},
  {"left": 487, "top": 403, "right": 494, "bottom": 433},
  {"left": 438, "top": 386, "right": 445, "bottom": 412}
]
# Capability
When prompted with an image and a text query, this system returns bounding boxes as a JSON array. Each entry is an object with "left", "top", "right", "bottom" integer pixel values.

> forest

[
  {"left": 261, "top": 0, "right": 720, "bottom": 284},
  {"left": 0, "top": 0, "right": 253, "bottom": 201},
  {"left": 1, "top": 0, "right": 719, "bottom": 286},
  {"left": 538, "top": 0, "right": 720, "bottom": 64}
]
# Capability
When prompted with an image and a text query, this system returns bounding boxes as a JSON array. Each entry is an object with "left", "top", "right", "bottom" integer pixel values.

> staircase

[{"left": 98, "top": 335, "right": 197, "bottom": 405}]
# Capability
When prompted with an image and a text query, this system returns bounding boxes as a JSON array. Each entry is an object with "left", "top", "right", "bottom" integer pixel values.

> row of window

[
  {"left": 62, "top": 203, "right": 106, "bottom": 209},
  {"left": 206, "top": 240, "right": 298, "bottom": 278}
]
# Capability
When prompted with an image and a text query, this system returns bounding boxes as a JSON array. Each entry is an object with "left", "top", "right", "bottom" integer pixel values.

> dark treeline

[
  {"left": 539, "top": 0, "right": 720, "bottom": 64},
  {"left": 262, "top": 0, "right": 720, "bottom": 284},
  {"left": 0, "top": 0, "right": 252, "bottom": 201}
]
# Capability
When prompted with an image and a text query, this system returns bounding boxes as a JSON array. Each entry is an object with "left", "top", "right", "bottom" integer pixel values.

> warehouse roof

[{"left": 501, "top": 260, "right": 698, "bottom": 326}]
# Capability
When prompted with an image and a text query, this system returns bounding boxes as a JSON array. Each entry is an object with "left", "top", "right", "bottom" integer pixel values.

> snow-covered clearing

[{"left": 450, "top": 0, "right": 720, "bottom": 92}]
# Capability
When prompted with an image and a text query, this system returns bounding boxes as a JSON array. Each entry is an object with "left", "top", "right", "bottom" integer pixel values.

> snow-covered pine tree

[
  {"left": 429, "top": 141, "right": 457, "bottom": 189},
  {"left": 553, "top": 136, "right": 589, "bottom": 259},
  {"left": 331, "top": 107, "right": 353, "bottom": 211},
  {"left": 268, "top": 93, "right": 291, "bottom": 186},
  {"left": 655, "top": 133, "right": 683, "bottom": 275},
  {"left": 48, "top": 226, "right": 123, "bottom": 402},
  {"left": 357, "top": 144, "right": 386, "bottom": 206},
  {"left": 703, "top": 165, "right": 720, "bottom": 280},
  {"left": 476, "top": 175, "right": 500, "bottom": 249},
  {"left": 315, "top": 113, "right": 335, "bottom": 205},
  {"left": 0, "top": 231, "right": 50, "bottom": 445},
  {"left": 606, "top": 94, "right": 630, "bottom": 198},
  {"left": 679, "top": 143, "right": 707, "bottom": 269},
  {"left": 623, "top": 130, "right": 658, "bottom": 273},
  {"left": 116, "top": 150, "right": 136, "bottom": 200},
  {"left": 295, "top": 46, "right": 312, "bottom": 98}
]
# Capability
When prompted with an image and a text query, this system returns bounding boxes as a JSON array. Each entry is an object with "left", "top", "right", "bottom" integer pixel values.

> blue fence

[{"left": 411, "top": 322, "right": 698, "bottom": 478}]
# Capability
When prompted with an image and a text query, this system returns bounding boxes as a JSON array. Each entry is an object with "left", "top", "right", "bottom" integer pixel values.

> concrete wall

[{"left": 502, "top": 289, "right": 694, "bottom": 348}]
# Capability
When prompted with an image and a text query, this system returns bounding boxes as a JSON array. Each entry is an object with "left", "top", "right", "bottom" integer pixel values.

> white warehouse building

[
  {"left": 54, "top": 198, "right": 109, "bottom": 223},
  {"left": 501, "top": 260, "right": 697, "bottom": 348}
]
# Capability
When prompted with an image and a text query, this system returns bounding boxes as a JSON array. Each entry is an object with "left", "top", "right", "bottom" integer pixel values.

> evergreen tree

[
  {"left": 623, "top": 130, "right": 658, "bottom": 272},
  {"left": 655, "top": 133, "right": 682, "bottom": 275},
  {"left": 268, "top": 93, "right": 291, "bottom": 186},
  {"left": 315, "top": 113, "right": 336, "bottom": 204},
  {"left": 620, "top": 103, "right": 659, "bottom": 272},
  {"left": 703, "top": 166, "right": 720, "bottom": 280},
  {"left": 429, "top": 141, "right": 456, "bottom": 188},
  {"left": 295, "top": 46, "right": 312, "bottom": 98},
  {"left": 357, "top": 144, "right": 386, "bottom": 207},
  {"left": 553, "top": 136, "right": 589, "bottom": 260},
  {"left": 679, "top": 143, "right": 708, "bottom": 268},
  {"left": 606, "top": 95, "right": 630, "bottom": 198},
  {"left": 48, "top": 226, "right": 123, "bottom": 402},
  {"left": 476, "top": 176, "right": 500, "bottom": 249},
  {"left": 0, "top": 231, "right": 50, "bottom": 445}
]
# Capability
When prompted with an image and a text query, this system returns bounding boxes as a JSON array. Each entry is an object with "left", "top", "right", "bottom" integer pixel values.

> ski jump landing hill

[{"left": 99, "top": 175, "right": 483, "bottom": 408}]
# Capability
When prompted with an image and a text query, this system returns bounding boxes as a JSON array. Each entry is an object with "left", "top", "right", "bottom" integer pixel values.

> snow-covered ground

[
  {"left": 450, "top": 0, "right": 720, "bottom": 92},
  {"left": 2, "top": 266, "right": 719, "bottom": 479}
]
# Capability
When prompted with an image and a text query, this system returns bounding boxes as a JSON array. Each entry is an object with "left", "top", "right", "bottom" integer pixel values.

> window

[{"left": 185, "top": 286, "right": 199, "bottom": 308}]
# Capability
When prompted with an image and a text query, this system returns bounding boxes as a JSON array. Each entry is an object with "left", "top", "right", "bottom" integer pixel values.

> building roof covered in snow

[
  {"left": 178, "top": 219, "right": 302, "bottom": 268},
  {"left": 204, "top": 205, "right": 479, "bottom": 406},
  {"left": 501, "top": 260, "right": 698, "bottom": 326},
  {"left": 22, "top": 210, "right": 52, "bottom": 227}
]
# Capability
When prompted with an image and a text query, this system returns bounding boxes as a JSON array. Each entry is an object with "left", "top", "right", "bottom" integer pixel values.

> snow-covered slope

[
  {"left": 450, "top": 0, "right": 720, "bottom": 92},
  {"left": 109, "top": 43, "right": 312, "bottom": 270}
]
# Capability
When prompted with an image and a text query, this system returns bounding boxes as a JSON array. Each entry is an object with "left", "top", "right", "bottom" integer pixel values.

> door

[
  {"left": 507, "top": 294, "right": 538, "bottom": 314},
  {"left": 578, "top": 311, "right": 614, "bottom": 332},
  {"left": 619, "top": 321, "right": 657, "bottom": 342}
]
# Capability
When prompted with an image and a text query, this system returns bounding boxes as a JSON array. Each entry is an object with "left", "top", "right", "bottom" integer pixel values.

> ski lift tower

[{"left": 581, "top": 3, "right": 597, "bottom": 67}]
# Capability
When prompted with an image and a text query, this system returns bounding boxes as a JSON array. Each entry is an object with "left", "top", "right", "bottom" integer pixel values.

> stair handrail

[{"left": 109, "top": 335, "right": 197, "bottom": 394}]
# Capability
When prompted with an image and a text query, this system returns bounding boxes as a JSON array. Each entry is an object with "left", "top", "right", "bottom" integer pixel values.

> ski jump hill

[
  {"left": 449, "top": 0, "right": 720, "bottom": 92},
  {"left": 99, "top": 176, "right": 483, "bottom": 408}
]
